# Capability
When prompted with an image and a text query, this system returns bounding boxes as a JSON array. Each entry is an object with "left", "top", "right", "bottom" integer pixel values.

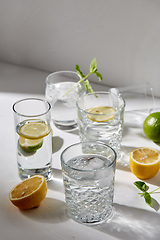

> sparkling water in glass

[
  {"left": 61, "top": 141, "right": 117, "bottom": 225},
  {"left": 45, "top": 71, "right": 85, "bottom": 131},
  {"left": 76, "top": 92, "right": 125, "bottom": 158},
  {"left": 12, "top": 98, "right": 52, "bottom": 181}
]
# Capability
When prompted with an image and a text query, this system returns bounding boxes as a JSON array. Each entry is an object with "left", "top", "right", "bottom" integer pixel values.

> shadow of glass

[
  {"left": 116, "top": 145, "right": 135, "bottom": 171},
  {"left": 68, "top": 129, "right": 79, "bottom": 135},
  {"left": 90, "top": 203, "right": 160, "bottom": 240},
  {"left": 48, "top": 168, "right": 64, "bottom": 194},
  {"left": 124, "top": 111, "right": 148, "bottom": 129},
  {"left": 20, "top": 198, "right": 69, "bottom": 224},
  {"left": 52, "top": 136, "right": 63, "bottom": 153}
]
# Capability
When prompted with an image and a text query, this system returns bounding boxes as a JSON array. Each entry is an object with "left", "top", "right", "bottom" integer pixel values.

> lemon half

[
  {"left": 9, "top": 175, "right": 47, "bottom": 210},
  {"left": 129, "top": 147, "right": 160, "bottom": 179}
]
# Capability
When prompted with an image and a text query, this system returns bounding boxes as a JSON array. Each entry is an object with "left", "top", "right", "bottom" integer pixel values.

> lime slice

[
  {"left": 20, "top": 121, "right": 50, "bottom": 139},
  {"left": 87, "top": 106, "right": 115, "bottom": 122},
  {"left": 19, "top": 136, "right": 43, "bottom": 152}
]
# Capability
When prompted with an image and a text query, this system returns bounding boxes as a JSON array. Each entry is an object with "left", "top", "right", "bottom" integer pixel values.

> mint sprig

[
  {"left": 64, "top": 58, "right": 103, "bottom": 96},
  {"left": 134, "top": 181, "right": 160, "bottom": 207}
]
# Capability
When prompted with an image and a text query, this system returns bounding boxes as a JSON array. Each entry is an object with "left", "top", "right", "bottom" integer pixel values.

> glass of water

[
  {"left": 12, "top": 98, "right": 52, "bottom": 181},
  {"left": 109, "top": 82, "right": 155, "bottom": 128},
  {"left": 76, "top": 91, "right": 125, "bottom": 158},
  {"left": 61, "top": 141, "right": 117, "bottom": 225},
  {"left": 45, "top": 71, "right": 85, "bottom": 131}
]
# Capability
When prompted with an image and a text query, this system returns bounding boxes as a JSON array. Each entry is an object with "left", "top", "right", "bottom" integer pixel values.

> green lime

[
  {"left": 143, "top": 112, "right": 160, "bottom": 143},
  {"left": 19, "top": 136, "right": 43, "bottom": 152}
]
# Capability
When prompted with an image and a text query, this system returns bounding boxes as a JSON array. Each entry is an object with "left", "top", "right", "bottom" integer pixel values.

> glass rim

[
  {"left": 12, "top": 98, "right": 51, "bottom": 117},
  {"left": 76, "top": 91, "right": 126, "bottom": 116},
  {"left": 60, "top": 141, "right": 117, "bottom": 172},
  {"left": 45, "top": 70, "right": 78, "bottom": 85}
]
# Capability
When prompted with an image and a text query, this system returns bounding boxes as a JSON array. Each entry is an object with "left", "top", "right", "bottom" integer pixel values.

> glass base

[
  {"left": 67, "top": 207, "right": 114, "bottom": 225},
  {"left": 18, "top": 166, "right": 52, "bottom": 181},
  {"left": 53, "top": 120, "right": 77, "bottom": 131}
]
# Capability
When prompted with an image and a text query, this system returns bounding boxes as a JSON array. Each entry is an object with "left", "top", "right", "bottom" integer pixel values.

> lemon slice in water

[
  {"left": 87, "top": 106, "right": 115, "bottom": 122},
  {"left": 20, "top": 121, "right": 50, "bottom": 139}
]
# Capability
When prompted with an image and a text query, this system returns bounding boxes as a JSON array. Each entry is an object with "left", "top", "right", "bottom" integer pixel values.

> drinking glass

[
  {"left": 61, "top": 141, "right": 117, "bottom": 225},
  {"left": 109, "top": 82, "right": 155, "bottom": 128},
  {"left": 76, "top": 91, "right": 125, "bottom": 158},
  {"left": 45, "top": 71, "right": 85, "bottom": 131},
  {"left": 12, "top": 98, "right": 52, "bottom": 181}
]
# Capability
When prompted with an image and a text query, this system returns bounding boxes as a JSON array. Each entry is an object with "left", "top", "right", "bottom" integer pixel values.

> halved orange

[
  {"left": 129, "top": 147, "right": 160, "bottom": 179},
  {"left": 9, "top": 175, "right": 47, "bottom": 209},
  {"left": 87, "top": 106, "right": 115, "bottom": 122}
]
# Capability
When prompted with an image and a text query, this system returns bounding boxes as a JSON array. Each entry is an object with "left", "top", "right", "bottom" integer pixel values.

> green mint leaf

[
  {"left": 134, "top": 181, "right": 147, "bottom": 192},
  {"left": 89, "top": 58, "right": 97, "bottom": 73},
  {"left": 96, "top": 72, "right": 103, "bottom": 81},
  {"left": 64, "top": 58, "right": 103, "bottom": 96},
  {"left": 84, "top": 80, "right": 97, "bottom": 97},
  {"left": 144, "top": 192, "right": 152, "bottom": 206},
  {"left": 84, "top": 80, "right": 94, "bottom": 93},
  {"left": 75, "top": 65, "right": 85, "bottom": 79}
]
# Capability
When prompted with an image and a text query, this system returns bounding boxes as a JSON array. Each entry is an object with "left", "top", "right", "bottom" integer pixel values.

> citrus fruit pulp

[
  {"left": 9, "top": 175, "right": 47, "bottom": 209},
  {"left": 87, "top": 106, "right": 115, "bottom": 122},
  {"left": 20, "top": 121, "right": 50, "bottom": 139},
  {"left": 129, "top": 147, "right": 160, "bottom": 179},
  {"left": 19, "top": 136, "right": 43, "bottom": 152},
  {"left": 143, "top": 112, "right": 160, "bottom": 143}
]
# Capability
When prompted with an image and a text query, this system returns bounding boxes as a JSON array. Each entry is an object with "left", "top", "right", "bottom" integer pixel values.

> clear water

[
  {"left": 16, "top": 121, "right": 52, "bottom": 181},
  {"left": 78, "top": 108, "right": 123, "bottom": 158},
  {"left": 45, "top": 82, "right": 85, "bottom": 126},
  {"left": 62, "top": 155, "right": 115, "bottom": 225}
]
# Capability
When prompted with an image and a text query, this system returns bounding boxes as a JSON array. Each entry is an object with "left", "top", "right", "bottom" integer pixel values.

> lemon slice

[
  {"left": 129, "top": 147, "right": 160, "bottom": 179},
  {"left": 9, "top": 175, "right": 47, "bottom": 209},
  {"left": 19, "top": 136, "right": 43, "bottom": 152},
  {"left": 20, "top": 121, "right": 50, "bottom": 139},
  {"left": 87, "top": 106, "right": 115, "bottom": 122}
]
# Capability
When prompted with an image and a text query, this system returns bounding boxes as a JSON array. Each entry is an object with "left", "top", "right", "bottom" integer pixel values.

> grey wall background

[{"left": 0, "top": 0, "right": 160, "bottom": 96}]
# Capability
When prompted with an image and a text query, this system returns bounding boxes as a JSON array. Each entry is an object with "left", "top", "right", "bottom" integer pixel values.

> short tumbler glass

[
  {"left": 61, "top": 141, "right": 117, "bottom": 225},
  {"left": 45, "top": 71, "right": 85, "bottom": 131},
  {"left": 76, "top": 91, "right": 125, "bottom": 158},
  {"left": 12, "top": 98, "right": 52, "bottom": 181}
]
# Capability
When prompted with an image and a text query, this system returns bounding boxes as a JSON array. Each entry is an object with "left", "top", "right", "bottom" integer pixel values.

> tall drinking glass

[
  {"left": 45, "top": 71, "right": 85, "bottom": 131},
  {"left": 110, "top": 83, "right": 155, "bottom": 128},
  {"left": 76, "top": 91, "right": 125, "bottom": 158},
  {"left": 13, "top": 98, "right": 52, "bottom": 181},
  {"left": 61, "top": 141, "right": 117, "bottom": 225}
]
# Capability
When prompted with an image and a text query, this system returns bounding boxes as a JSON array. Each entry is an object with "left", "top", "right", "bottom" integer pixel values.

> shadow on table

[
  {"left": 116, "top": 145, "right": 135, "bottom": 172},
  {"left": 52, "top": 136, "right": 64, "bottom": 154},
  {"left": 20, "top": 197, "right": 68, "bottom": 224},
  {"left": 47, "top": 168, "right": 64, "bottom": 194},
  {"left": 91, "top": 203, "right": 160, "bottom": 240}
]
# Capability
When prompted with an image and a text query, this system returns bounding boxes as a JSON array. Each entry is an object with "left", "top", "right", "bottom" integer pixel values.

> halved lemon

[
  {"left": 20, "top": 121, "right": 50, "bottom": 139},
  {"left": 19, "top": 136, "right": 43, "bottom": 152},
  {"left": 87, "top": 106, "right": 115, "bottom": 122},
  {"left": 9, "top": 175, "right": 47, "bottom": 210},
  {"left": 129, "top": 147, "right": 160, "bottom": 179}
]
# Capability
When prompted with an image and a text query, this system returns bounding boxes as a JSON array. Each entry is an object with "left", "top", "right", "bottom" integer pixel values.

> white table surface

[{"left": 1, "top": 91, "right": 160, "bottom": 240}]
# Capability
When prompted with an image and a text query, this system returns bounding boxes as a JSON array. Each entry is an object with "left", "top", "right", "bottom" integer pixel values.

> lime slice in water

[
  {"left": 19, "top": 136, "right": 43, "bottom": 152},
  {"left": 87, "top": 106, "right": 115, "bottom": 122}
]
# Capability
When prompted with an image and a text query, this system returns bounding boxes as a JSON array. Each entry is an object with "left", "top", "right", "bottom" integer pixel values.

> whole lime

[{"left": 143, "top": 112, "right": 160, "bottom": 143}]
